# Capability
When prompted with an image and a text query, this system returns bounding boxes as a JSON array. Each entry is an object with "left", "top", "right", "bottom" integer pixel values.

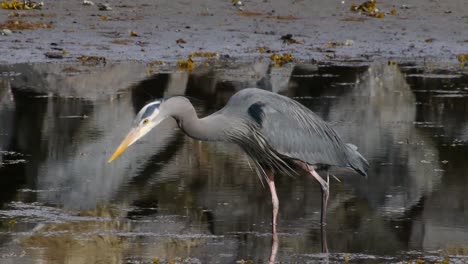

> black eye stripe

[
  {"left": 140, "top": 102, "right": 160, "bottom": 120},
  {"left": 134, "top": 100, "right": 163, "bottom": 126}
]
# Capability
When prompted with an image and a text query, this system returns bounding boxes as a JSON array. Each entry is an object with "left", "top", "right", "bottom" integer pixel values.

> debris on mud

[
  {"left": 457, "top": 54, "right": 468, "bottom": 67},
  {"left": 236, "top": 11, "right": 263, "bottom": 17},
  {"left": 236, "top": 11, "right": 298, "bottom": 20},
  {"left": 176, "top": 52, "right": 219, "bottom": 72},
  {"left": 191, "top": 51, "right": 219, "bottom": 58},
  {"left": 232, "top": 0, "right": 244, "bottom": 11},
  {"left": 178, "top": 56, "right": 194, "bottom": 72},
  {"left": 77, "top": 55, "right": 106, "bottom": 65},
  {"left": 266, "top": 14, "right": 299, "bottom": 20},
  {"left": 341, "top": 16, "right": 368, "bottom": 22},
  {"left": 0, "top": 19, "right": 52, "bottom": 30},
  {"left": 325, "top": 40, "right": 354, "bottom": 49},
  {"left": 0, "top": 28, "right": 12, "bottom": 35},
  {"left": 148, "top": 61, "right": 165, "bottom": 67},
  {"left": 82, "top": 0, "right": 94, "bottom": 6},
  {"left": 62, "top": 66, "right": 83, "bottom": 74},
  {"left": 44, "top": 51, "right": 65, "bottom": 59},
  {"left": 97, "top": 2, "right": 111, "bottom": 11},
  {"left": 1, "top": 0, "right": 43, "bottom": 10},
  {"left": 350, "top": 0, "right": 385, "bottom": 18},
  {"left": 270, "top": 53, "right": 293, "bottom": 66},
  {"left": 111, "top": 39, "right": 132, "bottom": 45},
  {"left": 343, "top": 39, "right": 354, "bottom": 46},
  {"left": 350, "top": 1, "right": 375, "bottom": 13},
  {"left": 280, "top": 34, "right": 301, "bottom": 44},
  {"left": 258, "top": 46, "right": 272, "bottom": 53},
  {"left": 176, "top": 38, "right": 187, "bottom": 44},
  {"left": 130, "top": 30, "right": 138, "bottom": 37},
  {"left": 147, "top": 60, "right": 165, "bottom": 75}
]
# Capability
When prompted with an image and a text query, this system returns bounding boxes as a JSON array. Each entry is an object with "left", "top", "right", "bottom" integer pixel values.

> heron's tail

[{"left": 345, "top": 143, "right": 369, "bottom": 177}]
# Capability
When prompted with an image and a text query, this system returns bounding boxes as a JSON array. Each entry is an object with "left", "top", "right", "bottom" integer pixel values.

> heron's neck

[{"left": 171, "top": 100, "right": 230, "bottom": 142}]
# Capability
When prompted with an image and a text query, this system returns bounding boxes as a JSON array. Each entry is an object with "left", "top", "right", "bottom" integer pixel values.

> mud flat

[{"left": 0, "top": 0, "right": 466, "bottom": 66}]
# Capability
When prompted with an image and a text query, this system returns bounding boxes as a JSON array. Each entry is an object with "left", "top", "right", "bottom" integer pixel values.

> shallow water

[{"left": 0, "top": 61, "right": 467, "bottom": 263}]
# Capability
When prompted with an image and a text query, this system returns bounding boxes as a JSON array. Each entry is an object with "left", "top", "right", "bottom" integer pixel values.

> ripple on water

[
  {"left": 0, "top": 202, "right": 112, "bottom": 223},
  {"left": 406, "top": 73, "right": 463, "bottom": 78}
]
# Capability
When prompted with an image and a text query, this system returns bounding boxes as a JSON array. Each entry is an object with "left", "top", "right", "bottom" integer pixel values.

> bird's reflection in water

[
  {"left": 1, "top": 61, "right": 468, "bottom": 263},
  {"left": 107, "top": 62, "right": 416, "bottom": 262},
  {"left": 270, "top": 234, "right": 279, "bottom": 264}
]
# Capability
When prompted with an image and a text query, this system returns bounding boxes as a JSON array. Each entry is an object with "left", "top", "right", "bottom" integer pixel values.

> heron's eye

[{"left": 142, "top": 119, "right": 149, "bottom": 125}]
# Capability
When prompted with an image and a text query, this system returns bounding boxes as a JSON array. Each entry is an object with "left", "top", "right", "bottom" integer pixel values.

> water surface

[{"left": 0, "top": 62, "right": 467, "bottom": 263}]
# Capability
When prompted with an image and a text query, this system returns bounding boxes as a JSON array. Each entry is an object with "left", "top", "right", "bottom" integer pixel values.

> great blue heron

[{"left": 108, "top": 88, "right": 369, "bottom": 234}]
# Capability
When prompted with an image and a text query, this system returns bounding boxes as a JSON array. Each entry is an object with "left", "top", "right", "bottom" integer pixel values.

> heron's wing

[
  {"left": 259, "top": 99, "right": 350, "bottom": 166},
  {"left": 223, "top": 88, "right": 369, "bottom": 175}
]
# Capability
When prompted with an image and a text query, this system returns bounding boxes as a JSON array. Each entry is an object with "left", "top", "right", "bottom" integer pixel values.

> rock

[
  {"left": 1, "top": 29, "right": 13, "bottom": 36},
  {"left": 97, "top": 3, "right": 112, "bottom": 11},
  {"left": 44, "top": 51, "right": 64, "bottom": 59},
  {"left": 83, "top": 0, "right": 94, "bottom": 6}
]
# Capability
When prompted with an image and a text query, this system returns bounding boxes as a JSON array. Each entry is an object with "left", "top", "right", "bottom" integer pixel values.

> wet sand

[{"left": 0, "top": 0, "right": 466, "bottom": 65}]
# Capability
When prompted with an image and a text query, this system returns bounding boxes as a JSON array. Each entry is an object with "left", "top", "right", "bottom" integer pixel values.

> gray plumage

[
  {"left": 160, "top": 88, "right": 369, "bottom": 178},
  {"left": 110, "top": 87, "right": 370, "bottom": 234}
]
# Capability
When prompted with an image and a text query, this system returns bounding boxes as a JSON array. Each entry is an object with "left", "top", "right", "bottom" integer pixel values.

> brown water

[{"left": 0, "top": 61, "right": 467, "bottom": 263}]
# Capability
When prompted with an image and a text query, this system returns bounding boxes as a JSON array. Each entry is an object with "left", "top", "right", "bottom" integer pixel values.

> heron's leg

[
  {"left": 266, "top": 170, "right": 279, "bottom": 236},
  {"left": 321, "top": 221, "right": 329, "bottom": 254},
  {"left": 308, "top": 166, "right": 329, "bottom": 226},
  {"left": 319, "top": 171, "right": 330, "bottom": 254},
  {"left": 321, "top": 171, "right": 330, "bottom": 225},
  {"left": 269, "top": 233, "right": 279, "bottom": 264}
]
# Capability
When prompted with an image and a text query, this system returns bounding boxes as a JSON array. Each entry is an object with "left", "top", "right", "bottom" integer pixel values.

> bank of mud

[{"left": 0, "top": 0, "right": 467, "bottom": 68}]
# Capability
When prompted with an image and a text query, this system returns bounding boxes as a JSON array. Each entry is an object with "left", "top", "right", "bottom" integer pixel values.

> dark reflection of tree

[
  {"left": 406, "top": 71, "right": 468, "bottom": 141},
  {"left": 119, "top": 72, "right": 238, "bottom": 236},
  {"left": 281, "top": 63, "right": 444, "bottom": 255},
  {"left": 286, "top": 65, "right": 367, "bottom": 96},
  {"left": 403, "top": 69, "right": 468, "bottom": 251},
  {"left": 0, "top": 89, "right": 48, "bottom": 206},
  {"left": 118, "top": 74, "right": 181, "bottom": 217},
  {"left": 3, "top": 62, "right": 465, "bottom": 262},
  {"left": 131, "top": 74, "right": 170, "bottom": 113},
  {"left": 0, "top": 88, "right": 95, "bottom": 206},
  {"left": 113, "top": 67, "right": 365, "bottom": 261},
  {"left": 185, "top": 70, "right": 238, "bottom": 112},
  {"left": 185, "top": 67, "right": 273, "bottom": 112}
]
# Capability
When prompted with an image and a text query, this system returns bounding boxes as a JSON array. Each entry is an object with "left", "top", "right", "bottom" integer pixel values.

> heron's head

[{"left": 108, "top": 100, "right": 166, "bottom": 163}]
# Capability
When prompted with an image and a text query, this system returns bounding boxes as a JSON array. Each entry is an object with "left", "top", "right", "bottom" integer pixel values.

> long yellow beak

[{"left": 108, "top": 129, "right": 139, "bottom": 163}]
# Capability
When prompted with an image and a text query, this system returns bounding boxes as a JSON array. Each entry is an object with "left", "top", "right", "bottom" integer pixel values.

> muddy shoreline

[{"left": 0, "top": 0, "right": 466, "bottom": 67}]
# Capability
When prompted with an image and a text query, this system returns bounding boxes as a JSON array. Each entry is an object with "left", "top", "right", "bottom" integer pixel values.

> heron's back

[{"left": 220, "top": 88, "right": 369, "bottom": 176}]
